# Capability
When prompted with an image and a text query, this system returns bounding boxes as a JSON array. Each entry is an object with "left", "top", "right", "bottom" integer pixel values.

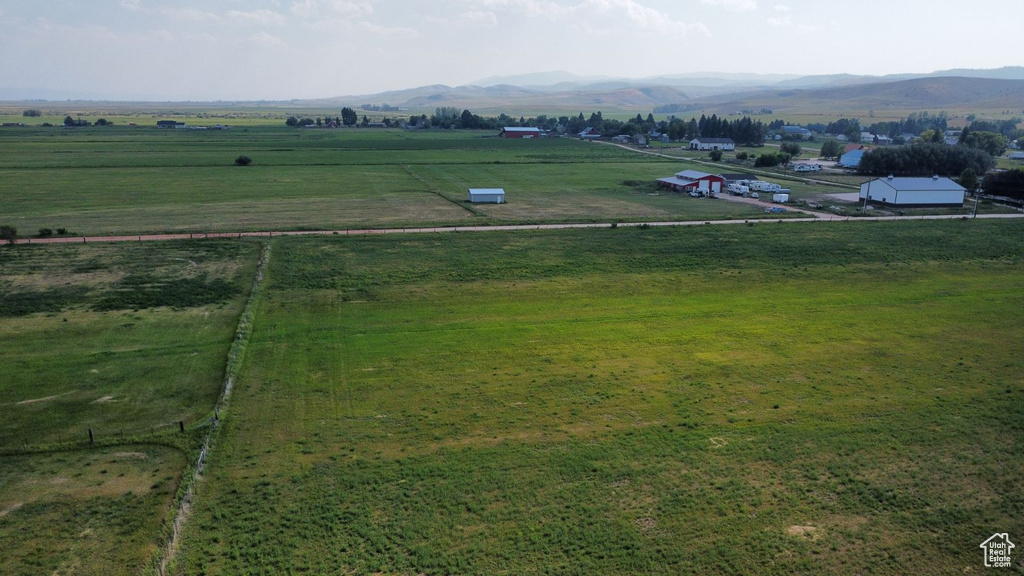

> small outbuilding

[
  {"left": 500, "top": 127, "right": 542, "bottom": 139},
  {"left": 859, "top": 175, "right": 965, "bottom": 207},
  {"left": 467, "top": 188, "right": 506, "bottom": 204}
]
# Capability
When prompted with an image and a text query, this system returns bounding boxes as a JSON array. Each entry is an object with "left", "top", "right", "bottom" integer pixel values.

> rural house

[
  {"left": 859, "top": 175, "right": 965, "bottom": 207},
  {"left": 689, "top": 138, "right": 735, "bottom": 151},
  {"left": 657, "top": 170, "right": 725, "bottom": 195},
  {"left": 578, "top": 127, "right": 602, "bottom": 139}
]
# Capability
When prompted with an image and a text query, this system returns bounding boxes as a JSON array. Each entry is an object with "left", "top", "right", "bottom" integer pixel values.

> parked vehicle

[
  {"left": 750, "top": 192, "right": 759, "bottom": 199},
  {"left": 765, "top": 206, "right": 787, "bottom": 214},
  {"left": 772, "top": 193, "right": 790, "bottom": 203},
  {"left": 749, "top": 181, "right": 782, "bottom": 192},
  {"left": 727, "top": 183, "right": 749, "bottom": 195}
]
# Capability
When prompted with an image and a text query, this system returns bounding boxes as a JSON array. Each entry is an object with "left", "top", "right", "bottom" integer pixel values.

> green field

[
  {"left": 0, "top": 240, "right": 261, "bottom": 575},
  {"left": 0, "top": 127, "right": 811, "bottom": 235},
  {"left": 2, "top": 117, "right": 1023, "bottom": 575},
  {"left": 169, "top": 221, "right": 1024, "bottom": 575}
]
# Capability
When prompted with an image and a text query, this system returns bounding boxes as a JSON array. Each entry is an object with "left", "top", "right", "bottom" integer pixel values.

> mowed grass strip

[
  {"left": 0, "top": 240, "right": 261, "bottom": 447},
  {"left": 176, "top": 221, "right": 1024, "bottom": 575}
]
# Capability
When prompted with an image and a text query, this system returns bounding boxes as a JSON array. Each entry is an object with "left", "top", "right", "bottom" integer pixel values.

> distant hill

[
  {"left": 323, "top": 67, "right": 1024, "bottom": 115},
  {"left": 670, "top": 77, "right": 1024, "bottom": 115}
]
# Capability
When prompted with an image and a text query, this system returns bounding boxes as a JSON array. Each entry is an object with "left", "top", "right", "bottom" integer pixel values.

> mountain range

[{"left": 316, "top": 67, "right": 1024, "bottom": 115}]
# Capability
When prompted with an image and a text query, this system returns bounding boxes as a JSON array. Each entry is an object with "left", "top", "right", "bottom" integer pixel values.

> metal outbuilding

[
  {"left": 859, "top": 175, "right": 965, "bottom": 207},
  {"left": 467, "top": 188, "right": 506, "bottom": 204}
]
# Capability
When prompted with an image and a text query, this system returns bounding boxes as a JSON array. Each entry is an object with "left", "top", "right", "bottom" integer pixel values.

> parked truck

[{"left": 772, "top": 193, "right": 790, "bottom": 203}]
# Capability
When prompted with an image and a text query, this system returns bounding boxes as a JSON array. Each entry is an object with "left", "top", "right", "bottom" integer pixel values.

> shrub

[
  {"left": 38, "top": 228, "right": 53, "bottom": 237},
  {"left": 736, "top": 152, "right": 749, "bottom": 161},
  {"left": 234, "top": 155, "right": 253, "bottom": 166},
  {"left": 56, "top": 228, "right": 68, "bottom": 235},
  {"left": 0, "top": 225, "right": 16, "bottom": 245},
  {"left": 709, "top": 150, "right": 723, "bottom": 161}
]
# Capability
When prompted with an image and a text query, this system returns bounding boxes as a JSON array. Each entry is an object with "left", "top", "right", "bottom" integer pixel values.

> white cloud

[
  {"left": 460, "top": 0, "right": 708, "bottom": 37},
  {"left": 227, "top": 9, "right": 287, "bottom": 26},
  {"left": 767, "top": 14, "right": 791, "bottom": 26},
  {"left": 119, "top": 0, "right": 142, "bottom": 11},
  {"left": 330, "top": 0, "right": 375, "bottom": 17},
  {"left": 247, "top": 31, "right": 288, "bottom": 47},
  {"left": 157, "top": 7, "right": 221, "bottom": 22},
  {"left": 774, "top": 4, "right": 791, "bottom": 11},
  {"left": 700, "top": 0, "right": 757, "bottom": 12},
  {"left": 290, "top": 0, "right": 374, "bottom": 19},
  {"left": 459, "top": 11, "right": 499, "bottom": 27}
]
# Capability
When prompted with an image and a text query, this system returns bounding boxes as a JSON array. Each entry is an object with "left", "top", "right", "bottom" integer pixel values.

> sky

[{"left": 0, "top": 0, "right": 1020, "bottom": 101}]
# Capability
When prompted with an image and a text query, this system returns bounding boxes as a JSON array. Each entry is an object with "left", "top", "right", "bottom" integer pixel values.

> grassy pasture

[
  {"left": 175, "top": 220, "right": 1024, "bottom": 575},
  {"left": 0, "top": 445, "right": 187, "bottom": 576},
  {"left": 1, "top": 128, "right": 806, "bottom": 235},
  {"left": 0, "top": 240, "right": 260, "bottom": 448}
]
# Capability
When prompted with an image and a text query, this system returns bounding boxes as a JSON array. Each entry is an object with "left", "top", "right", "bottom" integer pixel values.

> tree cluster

[
  {"left": 62, "top": 115, "right": 90, "bottom": 127},
  {"left": 22, "top": 109, "right": 42, "bottom": 117},
  {"left": 857, "top": 142, "right": 995, "bottom": 177},
  {"left": 982, "top": 169, "right": 1024, "bottom": 200},
  {"left": 819, "top": 140, "right": 844, "bottom": 160},
  {"left": 967, "top": 117, "right": 1023, "bottom": 141},
  {"left": 663, "top": 114, "right": 766, "bottom": 146},
  {"left": 958, "top": 127, "right": 1009, "bottom": 157},
  {"left": 754, "top": 152, "right": 790, "bottom": 168},
  {"left": 866, "top": 112, "right": 948, "bottom": 139}
]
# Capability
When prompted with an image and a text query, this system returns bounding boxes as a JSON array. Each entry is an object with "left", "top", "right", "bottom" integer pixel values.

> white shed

[
  {"left": 859, "top": 176, "right": 965, "bottom": 207},
  {"left": 467, "top": 188, "right": 506, "bottom": 204}
]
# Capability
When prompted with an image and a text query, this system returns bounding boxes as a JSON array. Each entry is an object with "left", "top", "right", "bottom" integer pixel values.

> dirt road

[{"left": 11, "top": 213, "right": 1023, "bottom": 246}]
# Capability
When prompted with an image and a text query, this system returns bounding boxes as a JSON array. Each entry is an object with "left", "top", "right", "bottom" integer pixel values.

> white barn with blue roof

[{"left": 859, "top": 175, "right": 965, "bottom": 207}]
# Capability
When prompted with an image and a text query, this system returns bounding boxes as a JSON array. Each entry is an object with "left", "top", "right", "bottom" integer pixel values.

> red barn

[
  {"left": 657, "top": 170, "right": 725, "bottom": 196},
  {"left": 500, "top": 127, "right": 542, "bottom": 139}
]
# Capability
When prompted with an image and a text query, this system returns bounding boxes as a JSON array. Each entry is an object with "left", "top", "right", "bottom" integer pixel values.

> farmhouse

[
  {"left": 500, "top": 127, "right": 542, "bottom": 139},
  {"left": 859, "top": 175, "right": 965, "bottom": 207},
  {"left": 579, "top": 127, "right": 602, "bottom": 139},
  {"left": 657, "top": 170, "right": 725, "bottom": 195},
  {"left": 467, "top": 188, "right": 506, "bottom": 204},
  {"left": 689, "top": 138, "right": 735, "bottom": 151},
  {"left": 783, "top": 126, "right": 812, "bottom": 138}
]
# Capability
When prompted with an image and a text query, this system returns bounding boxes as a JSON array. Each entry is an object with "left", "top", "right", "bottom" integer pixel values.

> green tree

[
  {"left": 0, "top": 225, "right": 16, "bottom": 245},
  {"left": 234, "top": 155, "right": 252, "bottom": 166},
  {"left": 341, "top": 107, "right": 358, "bottom": 126},
  {"left": 780, "top": 142, "right": 802, "bottom": 157},
  {"left": 960, "top": 130, "right": 1009, "bottom": 157},
  {"left": 958, "top": 168, "right": 979, "bottom": 195},
  {"left": 819, "top": 140, "right": 842, "bottom": 160},
  {"left": 709, "top": 149, "right": 723, "bottom": 161}
]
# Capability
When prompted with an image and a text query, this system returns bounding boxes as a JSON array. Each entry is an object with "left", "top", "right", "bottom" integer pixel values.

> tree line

[{"left": 284, "top": 106, "right": 769, "bottom": 144}]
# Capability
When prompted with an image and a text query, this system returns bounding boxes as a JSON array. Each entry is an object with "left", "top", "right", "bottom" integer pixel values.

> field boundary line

[
  {"left": 154, "top": 240, "right": 272, "bottom": 576},
  {"left": 401, "top": 164, "right": 483, "bottom": 216}
]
